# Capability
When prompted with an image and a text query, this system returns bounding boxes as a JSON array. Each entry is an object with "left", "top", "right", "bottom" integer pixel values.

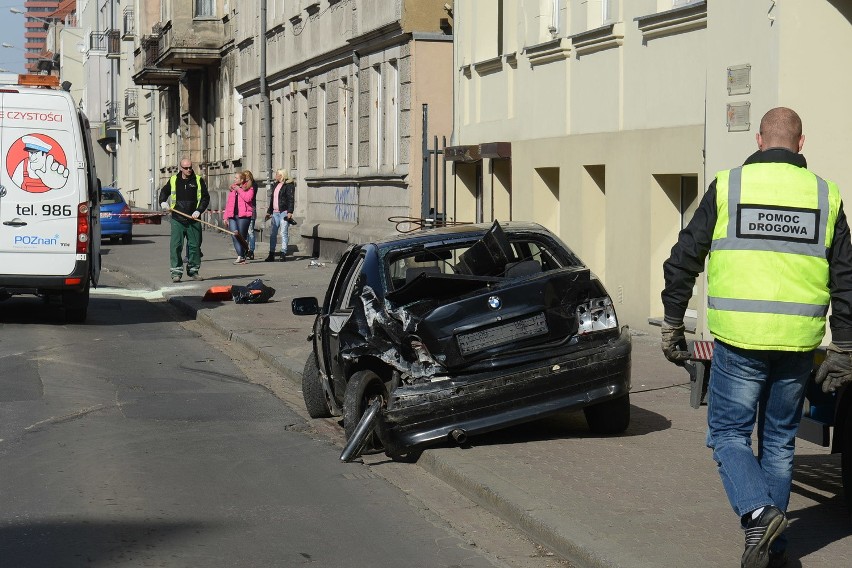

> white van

[{"left": 0, "top": 74, "right": 101, "bottom": 322}]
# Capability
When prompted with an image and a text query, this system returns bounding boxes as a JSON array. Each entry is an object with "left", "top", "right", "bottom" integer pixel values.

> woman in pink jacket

[{"left": 223, "top": 171, "right": 255, "bottom": 264}]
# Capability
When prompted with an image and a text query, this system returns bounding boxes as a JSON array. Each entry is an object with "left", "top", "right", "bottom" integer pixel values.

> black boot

[
  {"left": 246, "top": 250, "right": 254, "bottom": 260},
  {"left": 264, "top": 253, "right": 275, "bottom": 262}
]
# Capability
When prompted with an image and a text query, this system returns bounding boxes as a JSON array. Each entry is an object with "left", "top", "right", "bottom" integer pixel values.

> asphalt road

[{"left": 0, "top": 270, "right": 513, "bottom": 568}]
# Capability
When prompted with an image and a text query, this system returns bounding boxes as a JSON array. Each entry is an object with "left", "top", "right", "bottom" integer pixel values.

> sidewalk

[{"left": 102, "top": 223, "right": 852, "bottom": 568}]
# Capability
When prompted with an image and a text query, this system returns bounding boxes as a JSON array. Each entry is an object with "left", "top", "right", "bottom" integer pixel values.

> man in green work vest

[
  {"left": 661, "top": 107, "right": 852, "bottom": 568},
  {"left": 159, "top": 158, "right": 210, "bottom": 282}
]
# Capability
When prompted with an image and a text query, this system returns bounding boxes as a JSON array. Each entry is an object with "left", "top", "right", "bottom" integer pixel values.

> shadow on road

[{"left": 0, "top": 519, "right": 217, "bottom": 568}]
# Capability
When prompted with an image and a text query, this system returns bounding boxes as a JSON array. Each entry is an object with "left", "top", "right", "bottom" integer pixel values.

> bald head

[{"left": 757, "top": 107, "right": 804, "bottom": 153}]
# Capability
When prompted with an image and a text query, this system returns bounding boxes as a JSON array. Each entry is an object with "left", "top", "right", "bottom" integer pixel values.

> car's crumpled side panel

[{"left": 337, "top": 285, "right": 441, "bottom": 379}]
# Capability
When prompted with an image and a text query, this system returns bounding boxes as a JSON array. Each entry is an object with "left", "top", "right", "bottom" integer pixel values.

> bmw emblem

[{"left": 487, "top": 296, "right": 502, "bottom": 310}]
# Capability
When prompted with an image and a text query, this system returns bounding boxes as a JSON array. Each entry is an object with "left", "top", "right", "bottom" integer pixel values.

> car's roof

[{"left": 372, "top": 221, "right": 552, "bottom": 250}]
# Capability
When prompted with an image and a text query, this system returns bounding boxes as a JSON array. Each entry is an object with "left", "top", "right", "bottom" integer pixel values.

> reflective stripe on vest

[
  {"left": 169, "top": 174, "right": 202, "bottom": 208},
  {"left": 706, "top": 164, "right": 839, "bottom": 351}
]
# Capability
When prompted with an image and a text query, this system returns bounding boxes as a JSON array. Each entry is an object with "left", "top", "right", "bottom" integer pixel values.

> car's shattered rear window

[{"left": 386, "top": 230, "right": 579, "bottom": 295}]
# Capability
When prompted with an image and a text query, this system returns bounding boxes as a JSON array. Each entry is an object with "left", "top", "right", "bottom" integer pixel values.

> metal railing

[
  {"left": 104, "top": 101, "right": 119, "bottom": 129},
  {"left": 124, "top": 89, "right": 139, "bottom": 120},
  {"left": 139, "top": 35, "right": 161, "bottom": 67},
  {"left": 107, "top": 29, "right": 120, "bottom": 57},
  {"left": 89, "top": 31, "right": 108, "bottom": 51},
  {"left": 122, "top": 7, "right": 135, "bottom": 39}
]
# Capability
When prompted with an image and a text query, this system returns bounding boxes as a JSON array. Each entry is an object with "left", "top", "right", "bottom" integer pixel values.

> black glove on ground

[
  {"left": 661, "top": 322, "right": 691, "bottom": 366},
  {"left": 815, "top": 343, "right": 852, "bottom": 393}
]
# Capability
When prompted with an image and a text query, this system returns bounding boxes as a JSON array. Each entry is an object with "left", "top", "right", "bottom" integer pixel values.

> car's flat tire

[
  {"left": 302, "top": 354, "right": 332, "bottom": 418},
  {"left": 584, "top": 393, "right": 630, "bottom": 435},
  {"left": 343, "top": 370, "right": 387, "bottom": 453}
]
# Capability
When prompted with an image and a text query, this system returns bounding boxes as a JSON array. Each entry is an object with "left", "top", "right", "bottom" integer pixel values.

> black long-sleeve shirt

[
  {"left": 158, "top": 171, "right": 210, "bottom": 221},
  {"left": 661, "top": 148, "right": 852, "bottom": 345}
]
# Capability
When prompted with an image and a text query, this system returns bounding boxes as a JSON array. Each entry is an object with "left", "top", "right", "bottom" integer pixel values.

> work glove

[
  {"left": 661, "top": 322, "right": 691, "bottom": 366},
  {"left": 160, "top": 201, "right": 170, "bottom": 211},
  {"left": 191, "top": 211, "right": 200, "bottom": 219},
  {"left": 814, "top": 343, "right": 852, "bottom": 393}
]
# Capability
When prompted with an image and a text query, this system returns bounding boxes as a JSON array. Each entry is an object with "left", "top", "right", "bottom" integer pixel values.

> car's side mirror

[{"left": 292, "top": 296, "right": 320, "bottom": 316}]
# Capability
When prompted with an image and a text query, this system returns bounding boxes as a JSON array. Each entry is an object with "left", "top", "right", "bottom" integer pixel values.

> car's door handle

[{"left": 3, "top": 220, "right": 27, "bottom": 227}]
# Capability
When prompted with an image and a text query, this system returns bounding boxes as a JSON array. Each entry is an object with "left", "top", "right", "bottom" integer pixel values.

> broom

[{"left": 169, "top": 208, "right": 250, "bottom": 251}]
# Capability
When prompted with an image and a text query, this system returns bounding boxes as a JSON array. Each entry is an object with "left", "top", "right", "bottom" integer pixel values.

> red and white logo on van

[{"left": 6, "top": 134, "right": 69, "bottom": 193}]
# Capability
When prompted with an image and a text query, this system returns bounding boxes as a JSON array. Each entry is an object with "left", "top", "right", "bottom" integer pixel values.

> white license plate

[{"left": 457, "top": 313, "right": 548, "bottom": 355}]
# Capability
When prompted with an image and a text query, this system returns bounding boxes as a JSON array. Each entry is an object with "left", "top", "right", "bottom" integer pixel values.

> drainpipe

[
  {"left": 148, "top": 87, "right": 157, "bottom": 208},
  {"left": 109, "top": 0, "right": 117, "bottom": 187},
  {"left": 260, "top": 0, "right": 273, "bottom": 200}
]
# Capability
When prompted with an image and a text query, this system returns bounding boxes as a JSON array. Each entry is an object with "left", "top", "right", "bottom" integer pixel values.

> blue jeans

[
  {"left": 228, "top": 217, "right": 251, "bottom": 257},
  {"left": 706, "top": 340, "right": 812, "bottom": 551},
  {"left": 247, "top": 216, "right": 256, "bottom": 253},
  {"left": 269, "top": 211, "right": 290, "bottom": 256}
]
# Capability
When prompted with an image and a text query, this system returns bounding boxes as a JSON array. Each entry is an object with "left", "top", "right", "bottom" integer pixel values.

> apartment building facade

[
  {"left": 127, "top": 0, "right": 237, "bottom": 216},
  {"left": 450, "top": 0, "right": 852, "bottom": 337},
  {"left": 233, "top": 0, "right": 453, "bottom": 259},
  {"left": 22, "top": 1, "right": 61, "bottom": 72}
]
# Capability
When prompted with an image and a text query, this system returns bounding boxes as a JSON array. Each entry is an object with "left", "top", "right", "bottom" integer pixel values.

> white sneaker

[{"left": 233, "top": 257, "right": 246, "bottom": 265}]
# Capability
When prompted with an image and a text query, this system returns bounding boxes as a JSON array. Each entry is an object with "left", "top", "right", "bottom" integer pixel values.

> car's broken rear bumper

[{"left": 380, "top": 327, "right": 631, "bottom": 450}]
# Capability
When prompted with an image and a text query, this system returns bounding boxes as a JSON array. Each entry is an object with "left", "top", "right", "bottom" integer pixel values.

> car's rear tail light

[
  {"left": 576, "top": 297, "right": 617, "bottom": 334},
  {"left": 120, "top": 204, "right": 131, "bottom": 219},
  {"left": 77, "top": 202, "right": 90, "bottom": 254}
]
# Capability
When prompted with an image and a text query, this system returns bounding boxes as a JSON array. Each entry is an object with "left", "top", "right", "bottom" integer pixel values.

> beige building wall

[{"left": 451, "top": 0, "right": 852, "bottom": 338}]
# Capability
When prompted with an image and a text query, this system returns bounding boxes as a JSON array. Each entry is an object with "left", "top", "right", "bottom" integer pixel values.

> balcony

[
  {"left": 89, "top": 31, "right": 108, "bottom": 51},
  {"left": 107, "top": 30, "right": 120, "bottom": 58},
  {"left": 122, "top": 7, "right": 135, "bottom": 40},
  {"left": 132, "top": 34, "right": 181, "bottom": 86},
  {"left": 124, "top": 89, "right": 139, "bottom": 122},
  {"left": 104, "top": 101, "right": 120, "bottom": 131},
  {"left": 157, "top": 17, "right": 226, "bottom": 70},
  {"left": 90, "top": 30, "right": 121, "bottom": 57}
]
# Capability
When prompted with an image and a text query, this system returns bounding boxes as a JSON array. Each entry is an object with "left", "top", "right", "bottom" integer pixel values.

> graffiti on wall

[{"left": 335, "top": 185, "right": 358, "bottom": 223}]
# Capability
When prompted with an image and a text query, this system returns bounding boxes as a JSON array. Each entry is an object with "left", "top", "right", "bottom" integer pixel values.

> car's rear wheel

[
  {"left": 343, "top": 370, "right": 387, "bottom": 454},
  {"left": 109, "top": 236, "right": 119, "bottom": 243},
  {"left": 62, "top": 283, "right": 90, "bottom": 324},
  {"left": 302, "top": 354, "right": 332, "bottom": 418},
  {"left": 584, "top": 394, "right": 630, "bottom": 435},
  {"left": 121, "top": 234, "right": 132, "bottom": 244}
]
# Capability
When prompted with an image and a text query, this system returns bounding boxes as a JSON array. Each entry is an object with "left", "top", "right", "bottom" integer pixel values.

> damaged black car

[{"left": 291, "top": 221, "right": 632, "bottom": 461}]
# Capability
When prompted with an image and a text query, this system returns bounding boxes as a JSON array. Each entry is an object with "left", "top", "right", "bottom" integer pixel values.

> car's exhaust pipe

[{"left": 450, "top": 428, "right": 467, "bottom": 444}]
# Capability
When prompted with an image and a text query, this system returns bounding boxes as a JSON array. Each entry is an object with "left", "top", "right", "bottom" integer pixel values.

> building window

[
  {"left": 318, "top": 83, "right": 326, "bottom": 171},
  {"left": 602, "top": 0, "right": 616, "bottom": 24},
  {"left": 389, "top": 61, "right": 399, "bottom": 168},
  {"left": 549, "top": 0, "right": 558, "bottom": 35},
  {"left": 195, "top": 0, "right": 214, "bottom": 18},
  {"left": 373, "top": 64, "right": 383, "bottom": 169},
  {"left": 339, "top": 76, "right": 349, "bottom": 170}
]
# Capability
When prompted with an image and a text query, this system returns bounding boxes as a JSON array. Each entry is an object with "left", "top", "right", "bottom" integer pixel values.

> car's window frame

[
  {"left": 322, "top": 246, "right": 360, "bottom": 313},
  {"left": 382, "top": 232, "right": 581, "bottom": 288},
  {"left": 338, "top": 255, "right": 367, "bottom": 311}
]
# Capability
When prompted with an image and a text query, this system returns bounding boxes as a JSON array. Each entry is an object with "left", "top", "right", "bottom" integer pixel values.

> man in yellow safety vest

[{"left": 661, "top": 107, "right": 852, "bottom": 568}]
